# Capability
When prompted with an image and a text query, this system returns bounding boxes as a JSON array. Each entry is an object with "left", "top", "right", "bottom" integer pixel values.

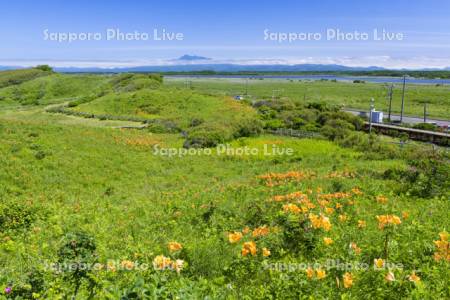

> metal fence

[{"left": 265, "top": 128, "right": 322, "bottom": 138}]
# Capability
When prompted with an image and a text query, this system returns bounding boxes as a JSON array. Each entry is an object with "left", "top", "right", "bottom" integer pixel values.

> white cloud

[{"left": 1, "top": 56, "right": 450, "bottom": 69}]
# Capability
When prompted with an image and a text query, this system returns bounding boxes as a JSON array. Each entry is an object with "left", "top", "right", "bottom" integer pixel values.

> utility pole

[
  {"left": 387, "top": 84, "right": 393, "bottom": 123},
  {"left": 400, "top": 75, "right": 406, "bottom": 123},
  {"left": 272, "top": 89, "right": 282, "bottom": 100},
  {"left": 369, "top": 98, "right": 374, "bottom": 133},
  {"left": 423, "top": 102, "right": 427, "bottom": 123},
  {"left": 245, "top": 78, "right": 248, "bottom": 96}
]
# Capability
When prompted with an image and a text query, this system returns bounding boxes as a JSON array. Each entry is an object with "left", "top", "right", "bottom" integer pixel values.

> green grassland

[
  {"left": 165, "top": 77, "right": 450, "bottom": 119},
  {"left": 0, "top": 73, "right": 110, "bottom": 108},
  {"left": 71, "top": 87, "right": 256, "bottom": 129},
  {"left": 0, "top": 68, "right": 52, "bottom": 89},
  {"left": 0, "top": 70, "right": 449, "bottom": 299}
]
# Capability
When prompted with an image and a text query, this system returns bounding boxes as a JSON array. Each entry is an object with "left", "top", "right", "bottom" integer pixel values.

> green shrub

[
  {"left": 321, "top": 119, "right": 355, "bottom": 140},
  {"left": 57, "top": 231, "right": 98, "bottom": 297},
  {"left": 264, "top": 119, "right": 285, "bottom": 130},
  {"left": 184, "top": 126, "right": 230, "bottom": 148},
  {"left": 306, "top": 102, "right": 333, "bottom": 112},
  {"left": 0, "top": 201, "right": 38, "bottom": 232},
  {"left": 189, "top": 118, "right": 204, "bottom": 127},
  {"left": 384, "top": 156, "right": 450, "bottom": 198},
  {"left": 34, "top": 65, "right": 53, "bottom": 72},
  {"left": 234, "top": 118, "right": 263, "bottom": 137},
  {"left": 413, "top": 123, "right": 437, "bottom": 131},
  {"left": 5, "top": 269, "right": 45, "bottom": 299}
]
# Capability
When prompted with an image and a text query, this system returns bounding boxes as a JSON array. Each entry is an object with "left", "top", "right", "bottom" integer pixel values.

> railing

[{"left": 265, "top": 128, "right": 322, "bottom": 138}]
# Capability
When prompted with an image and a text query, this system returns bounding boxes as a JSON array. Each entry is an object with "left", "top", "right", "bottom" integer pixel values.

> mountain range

[{"left": 1, "top": 55, "right": 450, "bottom": 73}]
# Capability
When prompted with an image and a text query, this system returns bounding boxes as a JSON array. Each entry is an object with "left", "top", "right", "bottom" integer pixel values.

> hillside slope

[
  {"left": 0, "top": 68, "right": 52, "bottom": 89},
  {"left": 0, "top": 73, "right": 110, "bottom": 107}
]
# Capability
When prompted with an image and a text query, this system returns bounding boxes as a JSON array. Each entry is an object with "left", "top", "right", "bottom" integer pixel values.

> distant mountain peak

[{"left": 178, "top": 55, "right": 211, "bottom": 61}]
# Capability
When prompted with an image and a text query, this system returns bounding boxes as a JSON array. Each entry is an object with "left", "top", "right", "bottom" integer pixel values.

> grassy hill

[
  {"left": 63, "top": 74, "right": 261, "bottom": 146},
  {"left": 0, "top": 73, "right": 110, "bottom": 107},
  {"left": 0, "top": 68, "right": 53, "bottom": 89}
]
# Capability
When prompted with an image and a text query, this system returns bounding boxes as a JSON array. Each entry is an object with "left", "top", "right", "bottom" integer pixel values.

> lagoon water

[{"left": 167, "top": 75, "right": 450, "bottom": 85}]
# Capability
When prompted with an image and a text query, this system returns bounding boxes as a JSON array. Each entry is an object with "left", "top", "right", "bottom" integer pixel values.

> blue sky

[{"left": 1, "top": 0, "right": 450, "bottom": 68}]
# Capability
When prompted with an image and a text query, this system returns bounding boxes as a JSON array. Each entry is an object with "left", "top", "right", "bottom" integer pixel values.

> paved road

[{"left": 344, "top": 109, "right": 449, "bottom": 127}]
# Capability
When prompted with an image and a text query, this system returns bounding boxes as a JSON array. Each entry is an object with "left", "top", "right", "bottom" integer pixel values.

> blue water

[{"left": 167, "top": 74, "right": 450, "bottom": 85}]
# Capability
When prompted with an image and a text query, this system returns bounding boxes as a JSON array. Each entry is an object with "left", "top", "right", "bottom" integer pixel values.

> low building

[{"left": 370, "top": 111, "right": 383, "bottom": 123}]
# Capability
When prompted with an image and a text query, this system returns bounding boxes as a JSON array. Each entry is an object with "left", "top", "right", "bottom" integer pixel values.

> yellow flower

[
  {"left": 408, "top": 272, "right": 420, "bottom": 283},
  {"left": 385, "top": 271, "right": 395, "bottom": 282},
  {"left": 402, "top": 211, "right": 409, "bottom": 219},
  {"left": 433, "top": 231, "right": 449, "bottom": 262},
  {"left": 351, "top": 187, "right": 363, "bottom": 195},
  {"left": 252, "top": 226, "right": 270, "bottom": 238},
  {"left": 321, "top": 216, "right": 332, "bottom": 231},
  {"left": 350, "top": 242, "right": 361, "bottom": 255},
  {"left": 374, "top": 258, "right": 384, "bottom": 269},
  {"left": 316, "top": 269, "right": 326, "bottom": 279},
  {"left": 339, "top": 214, "right": 348, "bottom": 223},
  {"left": 343, "top": 272, "right": 354, "bottom": 288},
  {"left": 325, "top": 207, "right": 335, "bottom": 215},
  {"left": 168, "top": 242, "right": 183, "bottom": 252},
  {"left": 262, "top": 247, "right": 271, "bottom": 257},
  {"left": 306, "top": 267, "right": 314, "bottom": 279},
  {"left": 433, "top": 252, "right": 442, "bottom": 262},
  {"left": 357, "top": 220, "right": 366, "bottom": 228},
  {"left": 228, "top": 232, "right": 243, "bottom": 244},
  {"left": 376, "top": 215, "right": 402, "bottom": 230},
  {"left": 335, "top": 203, "right": 343, "bottom": 209},
  {"left": 242, "top": 226, "right": 250, "bottom": 234},
  {"left": 323, "top": 237, "right": 334, "bottom": 246},
  {"left": 172, "top": 259, "right": 185, "bottom": 273},
  {"left": 153, "top": 255, "right": 172, "bottom": 270},
  {"left": 283, "top": 203, "right": 302, "bottom": 214},
  {"left": 242, "top": 241, "right": 257, "bottom": 256},
  {"left": 376, "top": 195, "right": 388, "bottom": 204},
  {"left": 309, "top": 213, "right": 332, "bottom": 231},
  {"left": 120, "top": 260, "right": 135, "bottom": 270},
  {"left": 391, "top": 215, "right": 402, "bottom": 225},
  {"left": 309, "top": 213, "right": 321, "bottom": 228},
  {"left": 300, "top": 206, "right": 309, "bottom": 213},
  {"left": 439, "top": 231, "right": 448, "bottom": 241},
  {"left": 376, "top": 215, "right": 388, "bottom": 229}
]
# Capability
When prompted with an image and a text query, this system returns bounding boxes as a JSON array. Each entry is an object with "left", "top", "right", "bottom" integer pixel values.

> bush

[
  {"left": 264, "top": 119, "right": 285, "bottom": 130},
  {"left": 0, "top": 201, "right": 38, "bottom": 232},
  {"left": 184, "top": 126, "right": 230, "bottom": 148},
  {"left": 34, "top": 65, "right": 53, "bottom": 72},
  {"left": 189, "top": 118, "right": 204, "bottom": 127},
  {"left": 413, "top": 123, "right": 437, "bottom": 131},
  {"left": 6, "top": 269, "right": 45, "bottom": 299},
  {"left": 320, "top": 119, "right": 355, "bottom": 140},
  {"left": 306, "top": 102, "right": 333, "bottom": 112},
  {"left": 255, "top": 105, "right": 277, "bottom": 120},
  {"left": 318, "top": 111, "right": 363, "bottom": 130},
  {"left": 147, "top": 121, "right": 179, "bottom": 134},
  {"left": 67, "top": 95, "right": 96, "bottom": 107},
  {"left": 234, "top": 118, "right": 263, "bottom": 137},
  {"left": 57, "top": 231, "right": 98, "bottom": 297}
]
